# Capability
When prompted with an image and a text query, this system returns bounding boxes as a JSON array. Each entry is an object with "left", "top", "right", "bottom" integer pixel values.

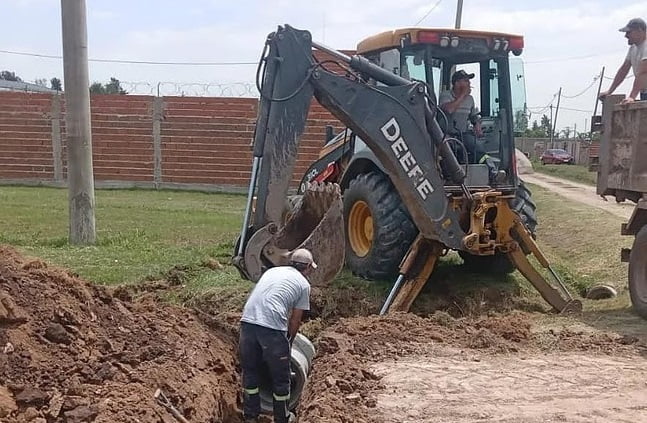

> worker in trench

[{"left": 238, "top": 248, "right": 315, "bottom": 423}]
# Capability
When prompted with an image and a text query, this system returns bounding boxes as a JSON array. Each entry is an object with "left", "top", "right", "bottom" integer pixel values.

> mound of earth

[
  {"left": 0, "top": 246, "right": 242, "bottom": 423},
  {"left": 298, "top": 312, "right": 645, "bottom": 423}
]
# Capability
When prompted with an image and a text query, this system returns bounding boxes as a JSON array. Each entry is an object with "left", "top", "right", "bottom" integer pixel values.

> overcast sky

[{"left": 1, "top": 0, "right": 644, "bottom": 133}]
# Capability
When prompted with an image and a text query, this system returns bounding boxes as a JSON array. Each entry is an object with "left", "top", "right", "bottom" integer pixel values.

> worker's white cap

[{"left": 290, "top": 248, "right": 317, "bottom": 269}]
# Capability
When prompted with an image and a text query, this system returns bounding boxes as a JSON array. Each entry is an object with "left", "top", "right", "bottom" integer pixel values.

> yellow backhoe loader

[{"left": 232, "top": 24, "right": 581, "bottom": 314}]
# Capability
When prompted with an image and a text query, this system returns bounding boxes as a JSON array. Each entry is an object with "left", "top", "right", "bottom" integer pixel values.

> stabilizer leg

[{"left": 381, "top": 236, "right": 443, "bottom": 314}]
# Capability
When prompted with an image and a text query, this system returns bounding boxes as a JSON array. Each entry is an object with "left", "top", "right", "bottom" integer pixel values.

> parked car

[{"left": 540, "top": 149, "right": 574, "bottom": 165}]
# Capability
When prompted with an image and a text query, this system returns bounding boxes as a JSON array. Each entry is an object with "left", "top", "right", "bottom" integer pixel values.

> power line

[
  {"left": 561, "top": 75, "right": 600, "bottom": 99},
  {"left": 527, "top": 92, "right": 558, "bottom": 115},
  {"left": 558, "top": 107, "right": 593, "bottom": 113},
  {"left": 415, "top": 0, "right": 444, "bottom": 26},
  {"left": 603, "top": 74, "right": 634, "bottom": 80},
  {"left": 0, "top": 49, "right": 257, "bottom": 66}
]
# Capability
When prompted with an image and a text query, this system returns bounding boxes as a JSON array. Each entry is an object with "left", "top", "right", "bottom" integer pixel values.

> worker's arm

[
  {"left": 288, "top": 283, "right": 310, "bottom": 343},
  {"left": 627, "top": 60, "right": 647, "bottom": 101},
  {"left": 599, "top": 61, "right": 631, "bottom": 98},
  {"left": 439, "top": 85, "right": 470, "bottom": 114},
  {"left": 440, "top": 90, "right": 468, "bottom": 114},
  {"left": 470, "top": 105, "right": 483, "bottom": 137},
  {"left": 473, "top": 120, "right": 483, "bottom": 137},
  {"left": 287, "top": 308, "right": 305, "bottom": 343}
]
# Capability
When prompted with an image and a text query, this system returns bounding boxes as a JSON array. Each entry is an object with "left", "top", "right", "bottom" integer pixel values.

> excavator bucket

[{"left": 274, "top": 182, "right": 345, "bottom": 286}]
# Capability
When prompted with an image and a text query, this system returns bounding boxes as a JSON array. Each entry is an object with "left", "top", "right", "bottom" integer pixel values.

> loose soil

[
  {"left": 4, "top": 245, "right": 647, "bottom": 423},
  {"left": 298, "top": 312, "right": 647, "bottom": 423},
  {"left": 0, "top": 246, "right": 243, "bottom": 423}
]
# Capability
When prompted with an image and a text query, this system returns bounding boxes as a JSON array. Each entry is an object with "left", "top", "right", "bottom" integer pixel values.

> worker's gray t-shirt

[
  {"left": 241, "top": 266, "right": 311, "bottom": 332},
  {"left": 626, "top": 41, "right": 647, "bottom": 82},
  {"left": 439, "top": 90, "right": 479, "bottom": 133}
]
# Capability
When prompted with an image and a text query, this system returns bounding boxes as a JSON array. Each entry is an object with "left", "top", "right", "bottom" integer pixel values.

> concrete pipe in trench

[{"left": 259, "top": 333, "right": 315, "bottom": 412}]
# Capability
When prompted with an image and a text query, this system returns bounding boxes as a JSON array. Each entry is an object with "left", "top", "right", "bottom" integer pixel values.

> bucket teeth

[{"left": 276, "top": 182, "right": 345, "bottom": 286}]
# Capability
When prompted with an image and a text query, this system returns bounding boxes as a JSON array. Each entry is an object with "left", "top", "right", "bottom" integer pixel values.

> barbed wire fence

[{"left": 119, "top": 81, "right": 259, "bottom": 97}]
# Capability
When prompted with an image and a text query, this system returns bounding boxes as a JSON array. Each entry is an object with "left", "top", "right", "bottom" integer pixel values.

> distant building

[{"left": 0, "top": 80, "right": 57, "bottom": 93}]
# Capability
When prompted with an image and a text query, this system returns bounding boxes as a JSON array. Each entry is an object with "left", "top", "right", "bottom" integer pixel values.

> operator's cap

[
  {"left": 452, "top": 69, "right": 475, "bottom": 84},
  {"left": 619, "top": 17, "right": 646, "bottom": 32},
  {"left": 291, "top": 248, "right": 317, "bottom": 269}
]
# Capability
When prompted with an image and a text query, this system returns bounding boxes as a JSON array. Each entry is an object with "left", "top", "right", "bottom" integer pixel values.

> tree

[
  {"left": 105, "top": 77, "right": 127, "bottom": 94},
  {"left": 89, "top": 82, "right": 106, "bottom": 94},
  {"left": 540, "top": 114, "right": 552, "bottom": 137},
  {"left": 50, "top": 77, "right": 62, "bottom": 91},
  {"left": 34, "top": 78, "right": 49, "bottom": 87},
  {"left": 514, "top": 109, "right": 529, "bottom": 134},
  {"left": 522, "top": 116, "right": 554, "bottom": 138},
  {"left": 561, "top": 127, "right": 571, "bottom": 139},
  {"left": 0, "top": 70, "right": 22, "bottom": 82},
  {"left": 89, "top": 77, "right": 127, "bottom": 95}
]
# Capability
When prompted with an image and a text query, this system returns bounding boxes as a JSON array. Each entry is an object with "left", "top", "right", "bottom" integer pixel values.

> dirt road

[
  {"left": 374, "top": 347, "right": 647, "bottom": 423},
  {"left": 521, "top": 172, "right": 634, "bottom": 219}
]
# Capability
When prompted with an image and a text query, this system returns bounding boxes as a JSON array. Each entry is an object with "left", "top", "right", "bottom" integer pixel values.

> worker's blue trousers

[{"left": 239, "top": 322, "right": 291, "bottom": 423}]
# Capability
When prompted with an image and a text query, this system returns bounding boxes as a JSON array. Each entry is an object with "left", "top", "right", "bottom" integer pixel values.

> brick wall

[
  {"left": 0, "top": 91, "right": 345, "bottom": 191},
  {"left": 0, "top": 92, "right": 55, "bottom": 180}
]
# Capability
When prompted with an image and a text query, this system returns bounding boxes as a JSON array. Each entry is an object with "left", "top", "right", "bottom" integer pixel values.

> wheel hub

[{"left": 348, "top": 200, "right": 373, "bottom": 257}]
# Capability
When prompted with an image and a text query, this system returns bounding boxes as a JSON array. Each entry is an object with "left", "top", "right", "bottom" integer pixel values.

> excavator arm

[
  {"left": 232, "top": 25, "right": 581, "bottom": 313},
  {"left": 233, "top": 24, "right": 468, "bottom": 286}
]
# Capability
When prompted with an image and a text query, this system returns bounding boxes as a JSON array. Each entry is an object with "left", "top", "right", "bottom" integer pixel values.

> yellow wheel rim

[{"left": 348, "top": 200, "right": 373, "bottom": 257}]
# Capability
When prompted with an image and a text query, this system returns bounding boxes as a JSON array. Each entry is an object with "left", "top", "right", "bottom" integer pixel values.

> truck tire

[
  {"left": 343, "top": 172, "right": 417, "bottom": 280},
  {"left": 629, "top": 226, "right": 647, "bottom": 319},
  {"left": 460, "top": 180, "right": 538, "bottom": 274}
]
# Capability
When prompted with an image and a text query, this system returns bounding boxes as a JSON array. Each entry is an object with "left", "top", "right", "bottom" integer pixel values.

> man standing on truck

[
  {"left": 239, "top": 248, "right": 315, "bottom": 423},
  {"left": 440, "top": 70, "right": 504, "bottom": 182},
  {"left": 599, "top": 18, "right": 647, "bottom": 103}
]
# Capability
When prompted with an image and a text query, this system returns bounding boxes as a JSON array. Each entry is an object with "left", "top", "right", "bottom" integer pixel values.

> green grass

[
  {"left": 529, "top": 184, "right": 632, "bottom": 296},
  {"left": 0, "top": 186, "right": 247, "bottom": 285},
  {"left": 531, "top": 160, "right": 597, "bottom": 186},
  {"left": 0, "top": 183, "right": 631, "bottom": 316}
]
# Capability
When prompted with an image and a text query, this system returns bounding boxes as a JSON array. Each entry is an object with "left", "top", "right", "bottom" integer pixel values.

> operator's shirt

[
  {"left": 626, "top": 40, "right": 647, "bottom": 78},
  {"left": 439, "top": 90, "right": 480, "bottom": 133},
  {"left": 241, "top": 266, "right": 310, "bottom": 332}
]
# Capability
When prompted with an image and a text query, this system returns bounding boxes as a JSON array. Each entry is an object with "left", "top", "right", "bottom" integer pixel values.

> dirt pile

[
  {"left": 298, "top": 311, "right": 645, "bottom": 423},
  {"left": 0, "top": 246, "right": 242, "bottom": 423}
]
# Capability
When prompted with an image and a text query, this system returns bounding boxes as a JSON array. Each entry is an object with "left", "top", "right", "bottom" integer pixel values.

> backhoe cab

[
  {"left": 300, "top": 28, "right": 533, "bottom": 279},
  {"left": 233, "top": 24, "right": 581, "bottom": 314}
]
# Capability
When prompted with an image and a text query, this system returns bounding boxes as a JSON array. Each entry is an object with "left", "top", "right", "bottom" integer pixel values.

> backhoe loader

[{"left": 232, "top": 24, "right": 581, "bottom": 314}]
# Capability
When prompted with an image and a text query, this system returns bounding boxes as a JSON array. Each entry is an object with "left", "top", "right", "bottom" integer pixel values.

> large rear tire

[
  {"left": 510, "top": 179, "right": 538, "bottom": 234},
  {"left": 343, "top": 172, "right": 417, "bottom": 280},
  {"left": 629, "top": 226, "right": 647, "bottom": 319},
  {"left": 460, "top": 179, "right": 537, "bottom": 274}
]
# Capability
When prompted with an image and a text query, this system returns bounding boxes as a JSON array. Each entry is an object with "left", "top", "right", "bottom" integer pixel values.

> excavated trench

[
  {"left": 0, "top": 246, "right": 242, "bottom": 422},
  {"left": 2, "top": 246, "right": 647, "bottom": 423}
]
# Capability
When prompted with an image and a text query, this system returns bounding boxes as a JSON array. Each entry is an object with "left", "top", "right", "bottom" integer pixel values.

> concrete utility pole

[
  {"left": 549, "top": 104, "right": 554, "bottom": 144},
  {"left": 455, "top": 0, "right": 464, "bottom": 29},
  {"left": 61, "top": 0, "right": 96, "bottom": 245},
  {"left": 553, "top": 87, "right": 562, "bottom": 143},
  {"left": 593, "top": 66, "right": 605, "bottom": 118}
]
